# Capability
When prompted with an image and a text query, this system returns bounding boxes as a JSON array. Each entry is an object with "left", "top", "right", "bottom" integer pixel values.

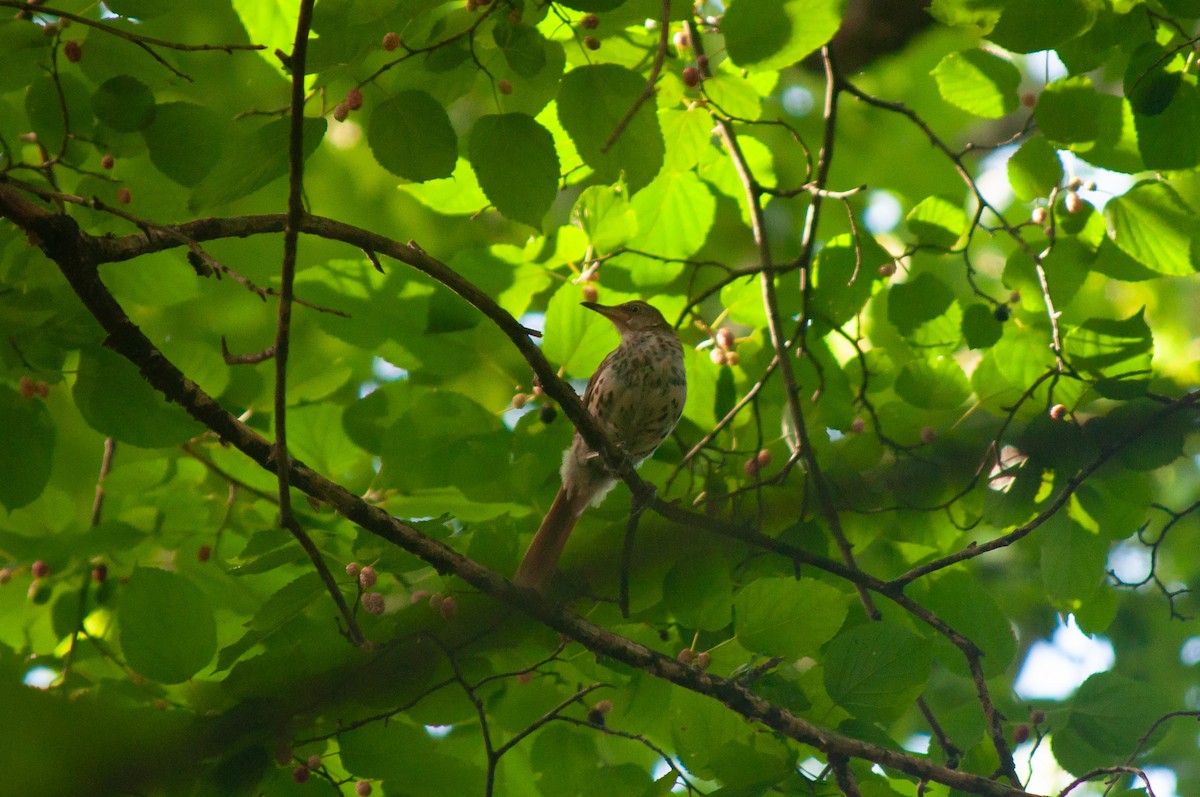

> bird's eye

[{"left": 629, "top": 304, "right": 640, "bottom": 312}]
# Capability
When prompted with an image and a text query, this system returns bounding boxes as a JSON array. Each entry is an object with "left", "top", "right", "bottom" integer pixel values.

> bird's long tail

[{"left": 514, "top": 487, "right": 590, "bottom": 591}]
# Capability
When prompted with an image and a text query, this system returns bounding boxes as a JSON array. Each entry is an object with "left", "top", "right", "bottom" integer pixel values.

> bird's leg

[{"left": 619, "top": 483, "right": 657, "bottom": 618}]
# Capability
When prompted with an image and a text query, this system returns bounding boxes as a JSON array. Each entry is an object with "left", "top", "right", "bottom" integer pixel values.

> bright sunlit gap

[
  {"left": 1014, "top": 616, "right": 1114, "bottom": 701},
  {"left": 23, "top": 666, "right": 57, "bottom": 689},
  {"left": 862, "top": 189, "right": 902, "bottom": 235}
]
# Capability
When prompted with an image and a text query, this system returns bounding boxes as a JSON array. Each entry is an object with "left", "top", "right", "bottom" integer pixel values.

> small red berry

[
  {"left": 850, "top": 417, "right": 866, "bottom": 434},
  {"left": 682, "top": 66, "right": 701, "bottom": 87},
  {"left": 593, "top": 699, "right": 613, "bottom": 714},
  {"left": 1021, "top": 92, "right": 1037, "bottom": 108},
  {"left": 515, "top": 671, "right": 534, "bottom": 685},
  {"left": 672, "top": 30, "right": 690, "bottom": 51},
  {"left": 1049, "top": 404, "right": 1067, "bottom": 421},
  {"left": 92, "top": 564, "right": 107, "bottom": 583},
  {"left": 345, "top": 88, "right": 363, "bottom": 111},
  {"left": 63, "top": 40, "right": 82, "bottom": 62},
  {"left": 382, "top": 32, "right": 401, "bottom": 52},
  {"left": 410, "top": 589, "right": 430, "bottom": 604},
  {"left": 346, "top": 562, "right": 361, "bottom": 578},
  {"left": 439, "top": 595, "right": 458, "bottom": 621},
  {"left": 1013, "top": 724, "right": 1031, "bottom": 744},
  {"left": 362, "top": 592, "right": 385, "bottom": 615},
  {"left": 1064, "top": 191, "right": 1083, "bottom": 214},
  {"left": 117, "top": 188, "right": 132, "bottom": 205},
  {"left": 696, "top": 54, "right": 709, "bottom": 72},
  {"left": 580, "top": 13, "right": 599, "bottom": 29},
  {"left": 583, "top": 36, "right": 600, "bottom": 51},
  {"left": 0, "top": 567, "right": 12, "bottom": 585},
  {"left": 197, "top": 544, "right": 211, "bottom": 562},
  {"left": 101, "top": 153, "right": 115, "bottom": 170},
  {"left": 756, "top": 449, "right": 772, "bottom": 468},
  {"left": 292, "top": 766, "right": 309, "bottom": 783},
  {"left": 306, "top": 754, "right": 321, "bottom": 770},
  {"left": 18, "top": 375, "right": 39, "bottom": 399},
  {"left": 1031, "top": 206, "right": 1048, "bottom": 225},
  {"left": 725, "top": 351, "right": 740, "bottom": 366},
  {"left": 497, "top": 79, "right": 513, "bottom": 95},
  {"left": 677, "top": 648, "right": 694, "bottom": 664},
  {"left": 512, "top": 392, "right": 529, "bottom": 409},
  {"left": 428, "top": 592, "right": 444, "bottom": 610},
  {"left": 355, "top": 782, "right": 373, "bottom": 797},
  {"left": 1030, "top": 709, "right": 1046, "bottom": 724},
  {"left": 744, "top": 458, "right": 759, "bottom": 477},
  {"left": 715, "top": 327, "right": 735, "bottom": 350},
  {"left": 582, "top": 283, "right": 599, "bottom": 303},
  {"left": 920, "top": 426, "right": 936, "bottom": 444},
  {"left": 31, "top": 560, "right": 50, "bottom": 579},
  {"left": 332, "top": 103, "right": 349, "bottom": 122},
  {"left": 878, "top": 262, "right": 896, "bottom": 278},
  {"left": 358, "top": 566, "right": 377, "bottom": 588},
  {"left": 696, "top": 651, "right": 711, "bottom": 669}
]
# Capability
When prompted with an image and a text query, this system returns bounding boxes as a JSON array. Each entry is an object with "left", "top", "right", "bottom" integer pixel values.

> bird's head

[{"left": 582, "top": 300, "right": 673, "bottom": 335}]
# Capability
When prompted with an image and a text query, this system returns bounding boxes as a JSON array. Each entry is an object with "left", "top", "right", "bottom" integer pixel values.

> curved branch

[{"left": 0, "top": 186, "right": 1039, "bottom": 797}]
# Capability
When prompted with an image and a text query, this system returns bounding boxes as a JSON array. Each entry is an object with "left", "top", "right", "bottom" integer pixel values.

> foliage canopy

[{"left": 2, "top": 1, "right": 1200, "bottom": 796}]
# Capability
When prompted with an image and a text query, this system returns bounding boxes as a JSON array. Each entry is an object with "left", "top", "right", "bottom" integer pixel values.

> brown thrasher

[{"left": 514, "top": 300, "right": 687, "bottom": 591}]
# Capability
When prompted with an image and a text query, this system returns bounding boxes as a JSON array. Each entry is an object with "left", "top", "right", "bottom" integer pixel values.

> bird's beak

[{"left": 581, "top": 301, "right": 618, "bottom": 319}]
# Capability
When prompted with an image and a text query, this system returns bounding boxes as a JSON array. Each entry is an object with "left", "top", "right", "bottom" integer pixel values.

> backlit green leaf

[{"left": 932, "top": 49, "right": 1020, "bottom": 118}]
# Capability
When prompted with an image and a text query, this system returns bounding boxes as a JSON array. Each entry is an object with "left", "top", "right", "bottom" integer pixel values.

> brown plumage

[{"left": 514, "top": 300, "right": 687, "bottom": 591}]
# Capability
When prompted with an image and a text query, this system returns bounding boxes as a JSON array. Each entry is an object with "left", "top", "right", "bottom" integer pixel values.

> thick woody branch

[{"left": 0, "top": 185, "right": 1038, "bottom": 797}]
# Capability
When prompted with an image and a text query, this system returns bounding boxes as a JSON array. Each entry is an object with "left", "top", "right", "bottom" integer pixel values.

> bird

[{"left": 514, "top": 300, "right": 687, "bottom": 592}]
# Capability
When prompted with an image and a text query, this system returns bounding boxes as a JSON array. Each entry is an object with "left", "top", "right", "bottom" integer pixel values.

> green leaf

[
  {"left": 1124, "top": 42, "right": 1181, "bottom": 117},
  {"left": 734, "top": 577, "right": 848, "bottom": 659},
  {"left": 1051, "top": 672, "right": 1171, "bottom": 775},
  {"left": 906, "top": 195, "right": 967, "bottom": 248},
  {"left": 1104, "top": 181, "right": 1200, "bottom": 276},
  {"left": 988, "top": 0, "right": 1102, "bottom": 54},
  {"left": 73, "top": 345, "right": 203, "bottom": 448},
  {"left": 1035, "top": 76, "right": 1143, "bottom": 173},
  {"left": 492, "top": 22, "right": 547, "bottom": 78},
  {"left": 572, "top": 185, "right": 638, "bottom": 251},
  {"left": 627, "top": 170, "right": 714, "bottom": 258},
  {"left": 962, "top": 302, "right": 1003, "bottom": 349},
  {"left": 915, "top": 570, "right": 1016, "bottom": 678},
  {"left": 119, "top": 567, "right": 217, "bottom": 684},
  {"left": 143, "top": 102, "right": 224, "bottom": 187},
  {"left": 1135, "top": 81, "right": 1200, "bottom": 171},
  {"left": 887, "top": 273, "right": 955, "bottom": 335},
  {"left": 824, "top": 622, "right": 932, "bottom": 721},
  {"left": 931, "top": 49, "right": 1020, "bottom": 118},
  {"left": 401, "top": 157, "right": 490, "bottom": 215},
  {"left": 26, "top": 73, "right": 93, "bottom": 154},
  {"left": 368, "top": 90, "right": 457, "bottom": 182},
  {"left": 91, "top": 75, "right": 156, "bottom": 132},
  {"left": 0, "top": 386, "right": 54, "bottom": 511},
  {"left": 663, "top": 550, "right": 733, "bottom": 631},
  {"left": 1041, "top": 516, "right": 1108, "bottom": 614},
  {"left": 190, "top": 116, "right": 326, "bottom": 209},
  {"left": 812, "top": 233, "right": 891, "bottom": 326},
  {"left": 894, "top": 357, "right": 970, "bottom": 410},
  {"left": 1064, "top": 308, "right": 1152, "bottom": 379},
  {"left": 467, "top": 113, "right": 559, "bottom": 228},
  {"left": 930, "top": 0, "right": 1003, "bottom": 30},
  {"left": 1007, "top": 136, "right": 1063, "bottom": 202},
  {"left": 557, "top": 64, "right": 665, "bottom": 192},
  {"left": 723, "top": 0, "right": 845, "bottom": 71}
]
